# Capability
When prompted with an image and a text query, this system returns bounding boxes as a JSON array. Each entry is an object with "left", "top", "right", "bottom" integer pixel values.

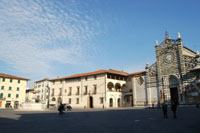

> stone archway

[
  {"left": 107, "top": 82, "right": 114, "bottom": 91},
  {"left": 115, "top": 83, "right": 121, "bottom": 92},
  {"left": 169, "top": 75, "right": 179, "bottom": 104}
]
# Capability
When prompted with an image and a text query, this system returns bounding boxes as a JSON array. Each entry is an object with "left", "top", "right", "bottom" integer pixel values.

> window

[
  {"left": 84, "top": 86, "right": 88, "bottom": 95},
  {"left": 94, "top": 75, "right": 97, "bottom": 80},
  {"left": 10, "top": 78, "right": 13, "bottom": 83},
  {"left": 68, "top": 87, "right": 72, "bottom": 96},
  {"left": 100, "top": 97, "right": 104, "bottom": 104},
  {"left": 2, "top": 78, "right": 5, "bottom": 82},
  {"left": 18, "top": 80, "right": 20, "bottom": 83},
  {"left": 60, "top": 80, "right": 62, "bottom": 84},
  {"left": 69, "top": 98, "right": 71, "bottom": 104},
  {"left": 1, "top": 86, "right": 4, "bottom": 90},
  {"left": 51, "top": 89, "right": 54, "bottom": 96},
  {"left": 76, "top": 98, "right": 79, "bottom": 104},
  {"left": 53, "top": 81, "right": 55, "bottom": 85},
  {"left": 9, "top": 86, "right": 12, "bottom": 90},
  {"left": 85, "top": 76, "right": 88, "bottom": 81},
  {"left": 0, "top": 93, "right": 3, "bottom": 98},
  {"left": 65, "top": 89, "right": 67, "bottom": 93},
  {"left": 76, "top": 87, "right": 80, "bottom": 95},
  {"left": 8, "top": 94, "right": 11, "bottom": 98},
  {"left": 93, "top": 85, "right": 97, "bottom": 94},
  {"left": 17, "top": 87, "right": 20, "bottom": 91},
  {"left": 59, "top": 88, "right": 62, "bottom": 96},
  {"left": 16, "top": 94, "right": 19, "bottom": 98}
]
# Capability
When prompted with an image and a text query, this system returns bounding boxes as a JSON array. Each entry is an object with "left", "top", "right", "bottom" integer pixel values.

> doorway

[
  {"left": 109, "top": 98, "right": 113, "bottom": 107},
  {"left": 117, "top": 98, "right": 120, "bottom": 107},
  {"left": 170, "top": 87, "right": 179, "bottom": 103},
  {"left": 89, "top": 96, "right": 93, "bottom": 108}
]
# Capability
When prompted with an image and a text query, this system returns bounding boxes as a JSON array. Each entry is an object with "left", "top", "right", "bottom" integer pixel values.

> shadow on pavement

[{"left": 0, "top": 107, "right": 200, "bottom": 133}]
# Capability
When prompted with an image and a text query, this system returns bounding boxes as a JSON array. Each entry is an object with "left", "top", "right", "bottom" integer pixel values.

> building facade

[
  {"left": 146, "top": 33, "right": 200, "bottom": 106},
  {"left": 34, "top": 78, "right": 50, "bottom": 104},
  {"left": 49, "top": 69, "right": 137, "bottom": 108},
  {"left": 0, "top": 73, "right": 29, "bottom": 108}
]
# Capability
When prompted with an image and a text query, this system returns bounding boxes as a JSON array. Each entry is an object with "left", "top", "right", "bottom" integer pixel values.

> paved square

[{"left": 0, "top": 107, "right": 200, "bottom": 133}]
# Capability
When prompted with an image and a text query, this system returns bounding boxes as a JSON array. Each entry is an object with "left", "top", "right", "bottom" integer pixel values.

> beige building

[
  {"left": 0, "top": 73, "right": 29, "bottom": 109},
  {"left": 48, "top": 69, "right": 145, "bottom": 108}
]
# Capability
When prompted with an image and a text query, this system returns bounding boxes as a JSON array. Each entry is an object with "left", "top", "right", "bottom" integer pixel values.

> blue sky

[{"left": 0, "top": 0, "right": 200, "bottom": 88}]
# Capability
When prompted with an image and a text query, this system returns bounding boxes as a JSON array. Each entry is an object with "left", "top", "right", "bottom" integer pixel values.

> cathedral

[{"left": 143, "top": 32, "right": 200, "bottom": 106}]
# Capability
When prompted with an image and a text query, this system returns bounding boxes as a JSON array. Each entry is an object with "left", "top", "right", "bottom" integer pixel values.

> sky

[{"left": 0, "top": 0, "right": 200, "bottom": 88}]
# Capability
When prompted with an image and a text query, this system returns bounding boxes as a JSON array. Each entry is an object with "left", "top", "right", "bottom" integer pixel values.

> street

[{"left": 0, "top": 107, "right": 199, "bottom": 133}]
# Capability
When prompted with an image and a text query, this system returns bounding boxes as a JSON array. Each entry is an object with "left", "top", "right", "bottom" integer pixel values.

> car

[{"left": 63, "top": 104, "right": 72, "bottom": 111}]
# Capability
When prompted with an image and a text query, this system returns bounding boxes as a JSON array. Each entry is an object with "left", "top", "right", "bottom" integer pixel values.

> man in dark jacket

[
  {"left": 162, "top": 102, "right": 168, "bottom": 119},
  {"left": 171, "top": 101, "right": 178, "bottom": 119},
  {"left": 58, "top": 103, "right": 64, "bottom": 115}
]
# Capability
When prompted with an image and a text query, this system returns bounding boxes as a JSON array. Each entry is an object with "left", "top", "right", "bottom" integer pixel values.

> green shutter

[
  {"left": 18, "top": 80, "right": 20, "bottom": 83},
  {"left": 16, "top": 94, "right": 19, "bottom": 98},
  {"left": 10, "top": 78, "right": 13, "bottom": 83},
  {"left": 8, "top": 94, "right": 11, "bottom": 98},
  {"left": 0, "top": 93, "right": 3, "bottom": 98},
  {"left": 2, "top": 78, "right": 5, "bottom": 82},
  {"left": 17, "top": 87, "right": 20, "bottom": 91}
]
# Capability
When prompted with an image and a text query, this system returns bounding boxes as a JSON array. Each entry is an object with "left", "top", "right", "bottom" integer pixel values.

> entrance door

[
  {"left": 89, "top": 96, "right": 93, "bottom": 108},
  {"left": 117, "top": 98, "right": 120, "bottom": 107},
  {"left": 170, "top": 87, "right": 179, "bottom": 103},
  {"left": 109, "top": 98, "right": 113, "bottom": 107}
]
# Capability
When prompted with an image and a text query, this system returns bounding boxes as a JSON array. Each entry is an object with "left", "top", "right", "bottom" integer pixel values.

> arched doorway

[
  {"left": 117, "top": 98, "right": 121, "bottom": 107},
  {"left": 109, "top": 98, "right": 113, "bottom": 107},
  {"left": 169, "top": 75, "right": 179, "bottom": 104},
  {"left": 89, "top": 96, "right": 93, "bottom": 108}
]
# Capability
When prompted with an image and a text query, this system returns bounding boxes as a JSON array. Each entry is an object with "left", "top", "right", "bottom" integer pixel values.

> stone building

[
  {"left": 48, "top": 69, "right": 148, "bottom": 108},
  {"left": 146, "top": 32, "right": 200, "bottom": 106}
]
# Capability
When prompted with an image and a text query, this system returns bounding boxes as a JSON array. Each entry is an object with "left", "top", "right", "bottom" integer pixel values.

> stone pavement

[{"left": 0, "top": 107, "right": 199, "bottom": 133}]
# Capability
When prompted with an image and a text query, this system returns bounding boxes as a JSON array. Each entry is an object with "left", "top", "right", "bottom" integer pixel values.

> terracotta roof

[
  {"left": 0, "top": 73, "right": 29, "bottom": 80},
  {"left": 128, "top": 71, "right": 146, "bottom": 76},
  {"left": 35, "top": 78, "right": 49, "bottom": 83},
  {"left": 50, "top": 69, "right": 144, "bottom": 81}
]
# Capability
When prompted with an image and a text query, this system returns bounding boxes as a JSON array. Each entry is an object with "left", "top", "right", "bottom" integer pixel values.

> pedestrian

[
  {"left": 171, "top": 101, "right": 178, "bottom": 119},
  {"left": 162, "top": 102, "right": 168, "bottom": 119},
  {"left": 58, "top": 103, "right": 64, "bottom": 115}
]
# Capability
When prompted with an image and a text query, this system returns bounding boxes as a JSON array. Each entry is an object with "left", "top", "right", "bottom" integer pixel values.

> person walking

[
  {"left": 162, "top": 102, "right": 168, "bottom": 119},
  {"left": 171, "top": 101, "right": 178, "bottom": 119},
  {"left": 58, "top": 103, "right": 64, "bottom": 115}
]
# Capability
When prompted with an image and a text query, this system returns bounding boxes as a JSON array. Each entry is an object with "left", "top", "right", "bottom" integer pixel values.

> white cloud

[{"left": 0, "top": 0, "right": 102, "bottom": 84}]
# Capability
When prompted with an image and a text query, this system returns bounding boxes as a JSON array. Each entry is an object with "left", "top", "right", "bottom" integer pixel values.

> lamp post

[{"left": 46, "top": 84, "right": 50, "bottom": 108}]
